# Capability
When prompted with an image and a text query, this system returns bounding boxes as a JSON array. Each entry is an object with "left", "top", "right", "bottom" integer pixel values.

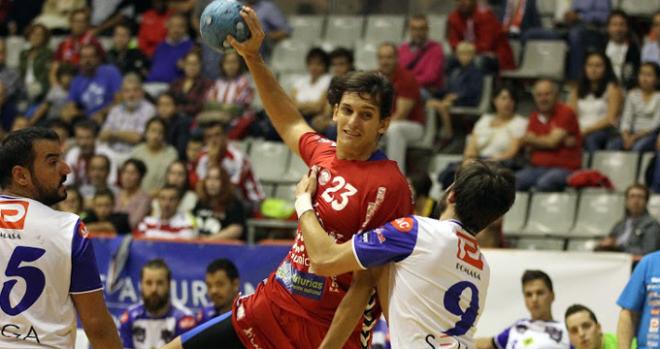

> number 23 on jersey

[{"left": 320, "top": 174, "right": 358, "bottom": 211}]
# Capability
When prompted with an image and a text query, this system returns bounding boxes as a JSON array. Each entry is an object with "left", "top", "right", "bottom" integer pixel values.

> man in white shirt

[
  {"left": 294, "top": 160, "right": 516, "bottom": 348},
  {"left": 476, "top": 270, "right": 571, "bottom": 349},
  {"left": 0, "top": 127, "right": 121, "bottom": 348}
]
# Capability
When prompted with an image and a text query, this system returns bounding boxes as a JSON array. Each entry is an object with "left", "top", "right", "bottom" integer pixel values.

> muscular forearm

[
  {"left": 319, "top": 272, "right": 376, "bottom": 349},
  {"left": 299, "top": 209, "right": 340, "bottom": 269}
]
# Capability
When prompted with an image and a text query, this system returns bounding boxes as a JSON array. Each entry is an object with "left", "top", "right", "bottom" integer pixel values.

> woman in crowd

[
  {"left": 205, "top": 50, "right": 255, "bottom": 139},
  {"left": 193, "top": 165, "right": 246, "bottom": 240},
  {"left": 114, "top": 158, "right": 152, "bottom": 230},
  {"left": 169, "top": 50, "right": 212, "bottom": 118},
  {"left": 290, "top": 47, "right": 332, "bottom": 119},
  {"left": 129, "top": 116, "right": 178, "bottom": 195},
  {"left": 156, "top": 92, "right": 192, "bottom": 159},
  {"left": 567, "top": 51, "right": 623, "bottom": 152}
]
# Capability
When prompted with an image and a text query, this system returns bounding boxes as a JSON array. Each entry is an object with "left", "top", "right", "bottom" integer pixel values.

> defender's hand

[{"left": 296, "top": 166, "right": 319, "bottom": 198}]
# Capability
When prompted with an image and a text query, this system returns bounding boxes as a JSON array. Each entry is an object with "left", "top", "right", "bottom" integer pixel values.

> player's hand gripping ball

[{"left": 199, "top": 0, "right": 250, "bottom": 51}]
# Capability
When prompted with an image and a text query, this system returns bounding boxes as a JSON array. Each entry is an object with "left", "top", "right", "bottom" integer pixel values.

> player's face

[
  {"left": 206, "top": 270, "right": 239, "bottom": 312},
  {"left": 566, "top": 311, "right": 602, "bottom": 349},
  {"left": 29, "top": 140, "right": 71, "bottom": 206},
  {"left": 158, "top": 188, "right": 180, "bottom": 219},
  {"left": 332, "top": 92, "right": 390, "bottom": 158},
  {"left": 522, "top": 279, "right": 554, "bottom": 321},
  {"left": 141, "top": 267, "right": 170, "bottom": 313}
]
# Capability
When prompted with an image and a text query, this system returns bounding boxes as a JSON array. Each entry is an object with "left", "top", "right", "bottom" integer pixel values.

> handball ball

[{"left": 200, "top": 0, "right": 250, "bottom": 50}]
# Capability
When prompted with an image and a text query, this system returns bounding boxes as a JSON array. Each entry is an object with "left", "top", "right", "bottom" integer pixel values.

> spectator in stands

[
  {"left": 244, "top": 0, "right": 292, "bottom": 61},
  {"left": 138, "top": 0, "right": 172, "bottom": 57},
  {"left": 563, "top": 0, "right": 611, "bottom": 81},
  {"left": 80, "top": 154, "right": 118, "bottom": 209},
  {"left": 45, "top": 118, "right": 72, "bottom": 153},
  {"left": 500, "top": 0, "right": 542, "bottom": 41},
  {"left": 56, "top": 185, "right": 85, "bottom": 215},
  {"left": 146, "top": 13, "right": 194, "bottom": 83},
  {"left": 398, "top": 14, "right": 445, "bottom": 98},
  {"left": 567, "top": 51, "right": 623, "bottom": 152},
  {"left": 476, "top": 270, "right": 571, "bottom": 349},
  {"left": 185, "top": 134, "right": 204, "bottom": 185},
  {"left": 130, "top": 117, "right": 178, "bottom": 195},
  {"left": 0, "top": 39, "right": 23, "bottom": 102},
  {"left": 115, "top": 158, "right": 151, "bottom": 230},
  {"left": 153, "top": 160, "right": 199, "bottom": 217},
  {"left": 107, "top": 23, "right": 150, "bottom": 79},
  {"left": 0, "top": 82, "right": 18, "bottom": 133},
  {"left": 83, "top": 188, "right": 131, "bottom": 235},
  {"left": 641, "top": 11, "right": 660, "bottom": 66},
  {"left": 197, "top": 258, "right": 240, "bottom": 324},
  {"left": 32, "top": 0, "right": 85, "bottom": 33},
  {"left": 65, "top": 120, "right": 118, "bottom": 187},
  {"left": 169, "top": 50, "right": 212, "bottom": 118},
  {"left": 53, "top": 8, "right": 104, "bottom": 67},
  {"left": 601, "top": 10, "right": 640, "bottom": 90},
  {"left": 290, "top": 47, "right": 331, "bottom": 119},
  {"left": 156, "top": 92, "right": 191, "bottom": 159},
  {"left": 196, "top": 121, "right": 265, "bottom": 211},
  {"left": 19, "top": 24, "right": 52, "bottom": 104},
  {"left": 100, "top": 73, "right": 156, "bottom": 161},
  {"left": 137, "top": 184, "right": 197, "bottom": 239},
  {"left": 205, "top": 50, "right": 255, "bottom": 140},
  {"left": 65, "top": 44, "right": 122, "bottom": 123},
  {"left": 617, "top": 250, "right": 660, "bottom": 349},
  {"left": 447, "top": 0, "right": 515, "bottom": 73},
  {"left": 329, "top": 47, "right": 354, "bottom": 78},
  {"left": 427, "top": 41, "right": 484, "bottom": 142},
  {"left": 119, "top": 259, "right": 196, "bottom": 348},
  {"left": 609, "top": 62, "right": 660, "bottom": 152},
  {"left": 377, "top": 42, "right": 425, "bottom": 174},
  {"left": 193, "top": 165, "right": 246, "bottom": 240},
  {"left": 408, "top": 172, "right": 438, "bottom": 218},
  {"left": 565, "top": 304, "right": 619, "bottom": 349},
  {"left": 516, "top": 79, "right": 582, "bottom": 192},
  {"left": 5, "top": 0, "right": 44, "bottom": 36},
  {"left": 88, "top": 0, "right": 137, "bottom": 37},
  {"left": 33, "top": 63, "right": 76, "bottom": 125},
  {"left": 438, "top": 84, "right": 527, "bottom": 189},
  {"left": 597, "top": 184, "right": 660, "bottom": 261}
]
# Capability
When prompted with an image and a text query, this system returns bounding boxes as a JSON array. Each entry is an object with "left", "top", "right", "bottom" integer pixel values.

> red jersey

[
  {"left": 528, "top": 103, "right": 582, "bottom": 170},
  {"left": 232, "top": 132, "right": 414, "bottom": 348}
]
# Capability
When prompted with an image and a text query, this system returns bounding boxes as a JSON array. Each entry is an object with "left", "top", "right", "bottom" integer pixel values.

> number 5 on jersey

[{"left": 321, "top": 175, "right": 357, "bottom": 211}]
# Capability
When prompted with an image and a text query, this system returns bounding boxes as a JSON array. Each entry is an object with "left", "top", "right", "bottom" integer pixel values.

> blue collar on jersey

[{"left": 368, "top": 149, "right": 388, "bottom": 161}]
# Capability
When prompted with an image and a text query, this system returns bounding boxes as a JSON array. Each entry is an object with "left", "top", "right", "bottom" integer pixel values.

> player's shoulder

[
  {"left": 2, "top": 196, "right": 79, "bottom": 224},
  {"left": 171, "top": 302, "right": 197, "bottom": 331},
  {"left": 121, "top": 303, "right": 146, "bottom": 323},
  {"left": 171, "top": 301, "right": 194, "bottom": 317}
]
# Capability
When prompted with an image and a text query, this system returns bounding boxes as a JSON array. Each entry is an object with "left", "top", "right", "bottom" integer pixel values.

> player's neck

[
  {"left": 146, "top": 303, "right": 171, "bottom": 318},
  {"left": 439, "top": 205, "right": 458, "bottom": 222},
  {"left": 1, "top": 187, "right": 35, "bottom": 200},
  {"left": 336, "top": 143, "right": 377, "bottom": 161}
]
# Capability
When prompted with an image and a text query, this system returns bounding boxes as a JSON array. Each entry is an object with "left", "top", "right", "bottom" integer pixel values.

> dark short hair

[
  {"left": 625, "top": 183, "right": 650, "bottom": 202},
  {"left": 206, "top": 258, "right": 240, "bottom": 281},
  {"left": 140, "top": 258, "right": 171, "bottom": 282},
  {"left": 639, "top": 61, "right": 660, "bottom": 89},
  {"left": 56, "top": 63, "right": 78, "bottom": 80},
  {"left": 409, "top": 172, "right": 432, "bottom": 198},
  {"left": 608, "top": 9, "right": 630, "bottom": 26},
  {"left": 73, "top": 119, "right": 98, "bottom": 136},
  {"left": 0, "top": 127, "right": 60, "bottom": 188},
  {"left": 306, "top": 47, "right": 330, "bottom": 69},
  {"left": 24, "top": 23, "right": 51, "bottom": 45},
  {"left": 121, "top": 158, "right": 148, "bottom": 181},
  {"left": 410, "top": 14, "right": 428, "bottom": 23},
  {"left": 160, "top": 183, "right": 183, "bottom": 200},
  {"left": 93, "top": 187, "right": 116, "bottom": 203},
  {"left": 329, "top": 47, "right": 354, "bottom": 66},
  {"left": 452, "top": 160, "right": 515, "bottom": 234},
  {"left": 145, "top": 116, "right": 168, "bottom": 136},
  {"left": 491, "top": 82, "right": 519, "bottom": 110},
  {"left": 327, "top": 71, "right": 395, "bottom": 119},
  {"left": 522, "top": 269, "right": 554, "bottom": 293},
  {"left": 565, "top": 304, "right": 599, "bottom": 324}
]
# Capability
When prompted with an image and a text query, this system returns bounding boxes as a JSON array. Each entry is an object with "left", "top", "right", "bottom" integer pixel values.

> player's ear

[
  {"left": 331, "top": 104, "right": 339, "bottom": 122},
  {"left": 378, "top": 116, "right": 391, "bottom": 135},
  {"left": 446, "top": 190, "right": 457, "bottom": 204},
  {"left": 12, "top": 165, "right": 31, "bottom": 187}
]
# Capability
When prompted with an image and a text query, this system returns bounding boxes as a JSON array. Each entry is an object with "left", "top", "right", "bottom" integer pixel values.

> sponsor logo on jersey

[
  {"left": 275, "top": 261, "right": 325, "bottom": 300},
  {"left": 391, "top": 217, "right": 414, "bottom": 233},
  {"left": 120, "top": 311, "right": 130, "bottom": 324},
  {"left": 178, "top": 315, "right": 196, "bottom": 330},
  {"left": 78, "top": 221, "right": 90, "bottom": 238},
  {"left": 375, "top": 228, "right": 386, "bottom": 244},
  {"left": 319, "top": 169, "right": 331, "bottom": 186},
  {"left": 242, "top": 327, "right": 264, "bottom": 349},
  {"left": 456, "top": 231, "right": 484, "bottom": 270},
  {"left": 0, "top": 200, "right": 29, "bottom": 230}
]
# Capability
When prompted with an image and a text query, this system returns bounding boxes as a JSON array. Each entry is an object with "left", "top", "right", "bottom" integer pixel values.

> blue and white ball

[{"left": 199, "top": 0, "right": 250, "bottom": 51}]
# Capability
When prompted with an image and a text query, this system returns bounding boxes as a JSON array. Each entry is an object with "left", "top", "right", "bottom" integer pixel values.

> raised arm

[{"left": 227, "top": 7, "right": 313, "bottom": 156}]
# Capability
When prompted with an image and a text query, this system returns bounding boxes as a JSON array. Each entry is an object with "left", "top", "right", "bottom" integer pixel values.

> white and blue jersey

[
  {"left": 118, "top": 302, "right": 196, "bottom": 349},
  {"left": 351, "top": 216, "right": 490, "bottom": 349},
  {"left": 0, "top": 195, "right": 102, "bottom": 348},
  {"left": 618, "top": 250, "right": 660, "bottom": 348},
  {"left": 494, "top": 319, "right": 572, "bottom": 349}
]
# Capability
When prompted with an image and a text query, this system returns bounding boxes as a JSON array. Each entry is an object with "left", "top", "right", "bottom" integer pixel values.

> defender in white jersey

[
  {"left": 0, "top": 128, "right": 121, "bottom": 348},
  {"left": 294, "top": 160, "right": 516, "bottom": 348}
]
